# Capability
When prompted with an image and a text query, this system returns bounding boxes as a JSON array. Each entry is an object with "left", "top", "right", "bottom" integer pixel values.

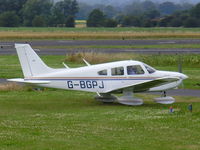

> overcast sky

[{"left": 77, "top": 0, "right": 200, "bottom": 5}]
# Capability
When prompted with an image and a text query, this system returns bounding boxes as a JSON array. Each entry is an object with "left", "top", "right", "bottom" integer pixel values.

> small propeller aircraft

[{"left": 8, "top": 44, "right": 188, "bottom": 106}]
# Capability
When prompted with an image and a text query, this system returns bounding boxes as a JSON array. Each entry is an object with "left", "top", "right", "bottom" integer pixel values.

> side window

[
  {"left": 111, "top": 67, "right": 124, "bottom": 76},
  {"left": 98, "top": 70, "right": 107, "bottom": 75},
  {"left": 127, "top": 65, "right": 144, "bottom": 75}
]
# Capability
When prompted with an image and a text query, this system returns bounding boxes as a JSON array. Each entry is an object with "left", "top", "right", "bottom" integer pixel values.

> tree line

[
  {"left": 87, "top": 2, "right": 200, "bottom": 28},
  {"left": 0, "top": 0, "right": 78, "bottom": 27},
  {"left": 0, "top": 0, "right": 200, "bottom": 28}
]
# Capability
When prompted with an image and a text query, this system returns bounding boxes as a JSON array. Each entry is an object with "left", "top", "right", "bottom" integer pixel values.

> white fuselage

[{"left": 24, "top": 60, "right": 187, "bottom": 93}]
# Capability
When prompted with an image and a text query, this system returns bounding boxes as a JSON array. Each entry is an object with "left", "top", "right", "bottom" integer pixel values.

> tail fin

[{"left": 15, "top": 44, "right": 55, "bottom": 77}]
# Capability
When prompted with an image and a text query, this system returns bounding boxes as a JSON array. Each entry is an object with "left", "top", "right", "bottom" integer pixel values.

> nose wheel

[{"left": 163, "top": 91, "right": 166, "bottom": 97}]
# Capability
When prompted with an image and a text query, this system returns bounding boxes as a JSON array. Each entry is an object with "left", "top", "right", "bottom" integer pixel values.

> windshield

[{"left": 143, "top": 64, "right": 156, "bottom": 74}]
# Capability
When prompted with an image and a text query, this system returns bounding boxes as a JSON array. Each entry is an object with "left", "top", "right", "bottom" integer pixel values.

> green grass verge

[
  {"left": 36, "top": 44, "right": 200, "bottom": 49},
  {"left": 0, "top": 27, "right": 200, "bottom": 32},
  {"left": 0, "top": 89, "right": 200, "bottom": 150}
]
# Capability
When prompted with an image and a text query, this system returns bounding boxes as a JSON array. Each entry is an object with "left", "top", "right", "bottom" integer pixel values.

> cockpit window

[
  {"left": 144, "top": 64, "right": 156, "bottom": 74},
  {"left": 111, "top": 67, "right": 124, "bottom": 76},
  {"left": 127, "top": 65, "right": 144, "bottom": 75},
  {"left": 98, "top": 69, "right": 107, "bottom": 75}
]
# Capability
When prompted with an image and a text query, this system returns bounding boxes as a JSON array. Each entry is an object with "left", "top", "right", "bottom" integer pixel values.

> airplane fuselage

[{"left": 24, "top": 60, "right": 187, "bottom": 93}]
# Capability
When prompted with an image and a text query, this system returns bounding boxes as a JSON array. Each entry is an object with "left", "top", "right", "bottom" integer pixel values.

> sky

[{"left": 76, "top": 0, "right": 200, "bottom": 5}]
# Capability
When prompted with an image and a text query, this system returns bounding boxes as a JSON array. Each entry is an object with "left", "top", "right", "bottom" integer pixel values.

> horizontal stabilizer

[{"left": 7, "top": 78, "right": 50, "bottom": 84}]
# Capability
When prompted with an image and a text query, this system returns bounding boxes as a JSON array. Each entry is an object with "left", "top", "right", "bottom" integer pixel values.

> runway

[
  {"left": 0, "top": 39, "right": 200, "bottom": 55},
  {"left": 1, "top": 39, "right": 200, "bottom": 46}
]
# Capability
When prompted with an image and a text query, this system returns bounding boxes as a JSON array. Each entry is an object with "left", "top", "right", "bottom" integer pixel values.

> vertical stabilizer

[{"left": 15, "top": 44, "right": 55, "bottom": 77}]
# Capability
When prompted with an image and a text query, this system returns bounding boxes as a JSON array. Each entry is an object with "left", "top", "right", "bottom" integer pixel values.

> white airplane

[{"left": 8, "top": 44, "right": 188, "bottom": 106}]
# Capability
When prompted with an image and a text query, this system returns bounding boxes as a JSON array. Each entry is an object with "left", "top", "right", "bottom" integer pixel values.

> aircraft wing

[
  {"left": 7, "top": 78, "right": 50, "bottom": 84},
  {"left": 107, "top": 77, "right": 179, "bottom": 93}
]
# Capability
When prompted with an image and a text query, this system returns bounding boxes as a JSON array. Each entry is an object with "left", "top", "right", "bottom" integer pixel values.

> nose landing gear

[{"left": 154, "top": 91, "right": 175, "bottom": 104}]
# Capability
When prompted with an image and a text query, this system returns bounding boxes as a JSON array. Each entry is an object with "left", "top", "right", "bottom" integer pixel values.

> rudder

[{"left": 15, "top": 44, "right": 55, "bottom": 77}]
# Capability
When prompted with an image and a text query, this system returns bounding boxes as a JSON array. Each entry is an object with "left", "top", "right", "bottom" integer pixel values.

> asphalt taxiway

[{"left": 0, "top": 39, "right": 200, "bottom": 55}]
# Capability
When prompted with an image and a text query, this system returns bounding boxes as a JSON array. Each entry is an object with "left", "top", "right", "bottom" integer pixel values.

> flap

[{"left": 7, "top": 78, "right": 50, "bottom": 84}]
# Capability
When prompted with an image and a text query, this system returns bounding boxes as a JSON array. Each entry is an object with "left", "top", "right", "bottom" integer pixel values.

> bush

[{"left": 104, "top": 19, "right": 118, "bottom": 27}]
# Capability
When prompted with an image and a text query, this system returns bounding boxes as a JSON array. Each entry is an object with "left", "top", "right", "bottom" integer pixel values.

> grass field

[
  {"left": 0, "top": 27, "right": 200, "bottom": 40},
  {"left": 0, "top": 89, "right": 200, "bottom": 150},
  {"left": 0, "top": 50, "right": 200, "bottom": 149},
  {"left": 36, "top": 44, "right": 200, "bottom": 49}
]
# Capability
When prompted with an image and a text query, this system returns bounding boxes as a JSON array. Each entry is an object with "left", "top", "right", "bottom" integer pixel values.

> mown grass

[
  {"left": 0, "top": 47, "right": 200, "bottom": 149},
  {"left": 0, "top": 89, "right": 200, "bottom": 150},
  {"left": 0, "top": 27, "right": 200, "bottom": 32},
  {"left": 0, "top": 54, "right": 200, "bottom": 89},
  {"left": 36, "top": 44, "right": 200, "bottom": 49},
  {"left": 0, "top": 27, "right": 200, "bottom": 40}
]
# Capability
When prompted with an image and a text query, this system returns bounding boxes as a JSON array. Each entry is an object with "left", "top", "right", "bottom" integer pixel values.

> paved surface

[
  {"left": 0, "top": 39, "right": 200, "bottom": 55},
  {"left": 1, "top": 39, "right": 200, "bottom": 46},
  {"left": 151, "top": 89, "right": 200, "bottom": 97},
  {"left": 1, "top": 48, "right": 200, "bottom": 55}
]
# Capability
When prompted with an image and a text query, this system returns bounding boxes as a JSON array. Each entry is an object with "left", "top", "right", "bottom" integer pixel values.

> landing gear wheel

[
  {"left": 118, "top": 96, "right": 143, "bottom": 106},
  {"left": 95, "top": 94, "right": 117, "bottom": 103},
  {"left": 154, "top": 91, "right": 175, "bottom": 104},
  {"left": 117, "top": 88, "right": 143, "bottom": 106}
]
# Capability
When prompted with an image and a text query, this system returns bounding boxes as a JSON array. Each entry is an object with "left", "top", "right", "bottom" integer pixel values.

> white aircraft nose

[{"left": 179, "top": 73, "right": 188, "bottom": 80}]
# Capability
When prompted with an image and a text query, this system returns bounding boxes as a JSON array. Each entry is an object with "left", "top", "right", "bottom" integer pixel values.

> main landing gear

[
  {"left": 95, "top": 90, "right": 175, "bottom": 106},
  {"left": 117, "top": 89, "right": 143, "bottom": 106},
  {"left": 95, "top": 89, "right": 143, "bottom": 106}
]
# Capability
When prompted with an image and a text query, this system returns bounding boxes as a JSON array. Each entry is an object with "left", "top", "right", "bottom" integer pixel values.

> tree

[
  {"left": 124, "top": 1, "right": 143, "bottom": 16},
  {"left": 76, "top": 2, "right": 93, "bottom": 20},
  {"left": 22, "top": 0, "right": 53, "bottom": 26},
  {"left": 104, "top": 19, "right": 118, "bottom": 27},
  {"left": 87, "top": 9, "right": 106, "bottom": 27},
  {"left": 65, "top": 16, "right": 75, "bottom": 27},
  {"left": 121, "top": 16, "right": 141, "bottom": 27},
  {"left": 184, "top": 17, "right": 199, "bottom": 27},
  {"left": 51, "top": 1, "right": 66, "bottom": 26},
  {"left": 142, "top": 19, "right": 157, "bottom": 27},
  {"left": 51, "top": 0, "right": 78, "bottom": 27},
  {"left": 102, "top": 5, "right": 117, "bottom": 19},
  {"left": 32, "top": 16, "right": 45, "bottom": 27},
  {"left": 143, "top": 10, "right": 160, "bottom": 19},
  {"left": 69, "top": 0, "right": 79, "bottom": 17},
  {"left": 141, "top": 1, "right": 156, "bottom": 11},
  {"left": 169, "top": 18, "right": 183, "bottom": 27},
  {"left": 190, "top": 3, "right": 200, "bottom": 18},
  {"left": 0, "top": 0, "right": 28, "bottom": 14},
  {"left": 0, "top": 0, "right": 28, "bottom": 25},
  {"left": 0, "top": 11, "right": 20, "bottom": 27},
  {"left": 159, "top": 2, "right": 180, "bottom": 15},
  {"left": 158, "top": 16, "right": 173, "bottom": 27}
]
